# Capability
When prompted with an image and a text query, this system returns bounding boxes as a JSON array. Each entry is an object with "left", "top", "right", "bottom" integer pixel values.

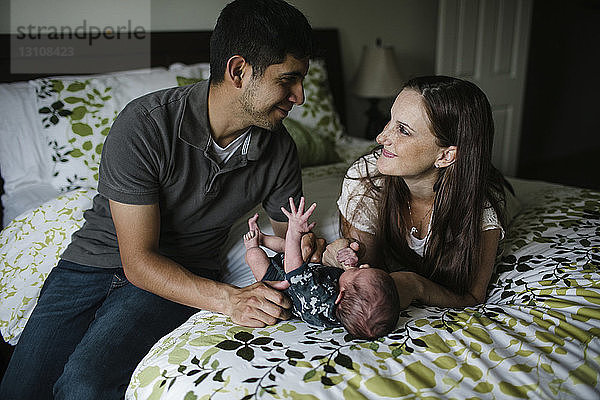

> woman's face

[{"left": 376, "top": 89, "right": 445, "bottom": 178}]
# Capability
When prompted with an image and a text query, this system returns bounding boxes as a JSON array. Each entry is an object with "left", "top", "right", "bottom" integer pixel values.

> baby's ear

[{"left": 335, "top": 288, "right": 345, "bottom": 305}]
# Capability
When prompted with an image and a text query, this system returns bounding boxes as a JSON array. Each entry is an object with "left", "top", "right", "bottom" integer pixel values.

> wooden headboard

[{"left": 0, "top": 29, "right": 347, "bottom": 226}]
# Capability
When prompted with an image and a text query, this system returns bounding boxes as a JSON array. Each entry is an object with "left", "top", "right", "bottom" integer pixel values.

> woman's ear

[
  {"left": 435, "top": 145, "right": 457, "bottom": 168},
  {"left": 225, "top": 55, "right": 249, "bottom": 88}
]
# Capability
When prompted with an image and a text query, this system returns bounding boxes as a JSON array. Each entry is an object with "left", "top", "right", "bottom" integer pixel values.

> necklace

[{"left": 408, "top": 201, "right": 434, "bottom": 236}]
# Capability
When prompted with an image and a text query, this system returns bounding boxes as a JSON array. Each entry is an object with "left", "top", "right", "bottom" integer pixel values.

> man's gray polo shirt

[{"left": 61, "top": 81, "right": 303, "bottom": 275}]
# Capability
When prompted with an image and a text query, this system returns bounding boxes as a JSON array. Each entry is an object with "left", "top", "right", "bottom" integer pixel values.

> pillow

[
  {"left": 29, "top": 69, "right": 180, "bottom": 193},
  {"left": 0, "top": 67, "right": 171, "bottom": 194},
  {"left": 282, "top": 118, "right": 341, "bottom": 167},
  {"left": 176, "top": 76, "right": 206, "bottom": 86},
  {"left": 0, "top": 82, "right": 57, "bottom": 227},
  {"left": 168, "top": 62, "right": 211, "bottom": 80},
  {"left": 0, "top": 67, "right": 182, "bottom": 227},
  {"left": 1, "top": 183, "right": 59, "bottom": 227},
  {"left": 169, "top": 63, "right": 209, "bottom": 87},
  {"left": 288, "top": 59, "right": 345, "bottom": 140}
]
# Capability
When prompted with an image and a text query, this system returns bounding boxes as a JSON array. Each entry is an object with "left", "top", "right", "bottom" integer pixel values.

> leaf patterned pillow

[
  {"left": 29, "top": 70, "right": 180, "bottom": 193},
  {"left": 283, "top": 118, "right": 341, "bottom": 167},
  {"left": 176, "top": 76, "right": 206, "bottom": 86},
  {"left": 288, "top": 59, "right": 345, "bottom": 140},
  {"left": 31, "top": 78, "right": 118, "bottom": 192}
]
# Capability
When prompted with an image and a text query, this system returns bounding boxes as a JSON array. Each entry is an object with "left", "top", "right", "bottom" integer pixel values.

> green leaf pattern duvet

[{"left": 126, "top": 186, "right": 600, "bottom": 399}]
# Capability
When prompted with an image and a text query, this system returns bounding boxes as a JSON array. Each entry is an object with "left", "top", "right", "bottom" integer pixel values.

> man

[{"left": 0, "top": 0, "right": 313, "bottom": 398}]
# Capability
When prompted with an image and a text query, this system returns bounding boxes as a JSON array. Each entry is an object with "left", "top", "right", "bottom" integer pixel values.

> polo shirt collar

[{"left": 177, "top": 80, "right": 273, "bottom": 161}]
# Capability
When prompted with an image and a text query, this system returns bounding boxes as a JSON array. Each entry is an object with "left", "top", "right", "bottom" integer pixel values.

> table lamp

[{"left": 353, "top": 38, "right": 404, "bottom": 139}]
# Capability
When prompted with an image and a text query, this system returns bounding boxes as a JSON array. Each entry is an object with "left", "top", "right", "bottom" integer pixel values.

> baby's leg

[
  {"left": 300, "top": 232, "right": 316, "bottom": 262},
  {"left": 244, "top": 230, "right": 271, "bottom": 281},
  {"left": 247, "top": 213, "right": 260, "bottom": 237}
]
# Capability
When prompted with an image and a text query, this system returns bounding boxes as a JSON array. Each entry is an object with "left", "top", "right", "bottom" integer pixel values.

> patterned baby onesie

[{"left": 262, "top": 254, "right": 343, "bottom": 328}]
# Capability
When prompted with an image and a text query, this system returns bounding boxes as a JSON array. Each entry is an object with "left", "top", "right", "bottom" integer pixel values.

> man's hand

[{"left": 226, "top": 281, "right": 292, "bottom": 327}]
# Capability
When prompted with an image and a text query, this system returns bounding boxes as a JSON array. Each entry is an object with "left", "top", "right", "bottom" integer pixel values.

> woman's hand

[{"left": 390, "top": 269, "right": 488, "bottom": 309}]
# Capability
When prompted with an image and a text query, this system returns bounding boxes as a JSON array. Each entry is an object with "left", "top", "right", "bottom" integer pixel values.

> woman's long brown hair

[{"left": 344, "top": 76, "right": 510, "bottom": 295}]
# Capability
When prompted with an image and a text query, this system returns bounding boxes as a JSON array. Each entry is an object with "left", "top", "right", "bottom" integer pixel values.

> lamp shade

[{"left": 353, "top": 44, "right": 403, "bottom": 98}]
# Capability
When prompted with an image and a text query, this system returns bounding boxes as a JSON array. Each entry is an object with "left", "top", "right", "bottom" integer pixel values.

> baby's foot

[
  {"left": 247, "top": 213, "right": 260, "bottom": 233},
  {"left": 244, "top": 230, "right": 259, "bottom": 250},
  {"left": 301, "top": 232, "right": 316, "bottom": 262}
]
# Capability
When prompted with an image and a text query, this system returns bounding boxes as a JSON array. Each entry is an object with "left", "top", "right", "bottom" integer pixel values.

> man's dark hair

[{"left": 210, "top": 0, "right": 313, "bottom": 84}]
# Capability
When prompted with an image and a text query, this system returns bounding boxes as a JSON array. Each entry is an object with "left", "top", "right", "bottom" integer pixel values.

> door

[{"left": 435, "top": 0, "right": 532, "bottom": 177}]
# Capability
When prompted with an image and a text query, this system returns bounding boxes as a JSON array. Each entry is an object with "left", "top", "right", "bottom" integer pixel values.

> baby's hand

[
  {"left": 281, "top": 197, "right": 316, "bottom": 237},
  {"left": 337, "top": 241, "right": 361, "bottom": 269}
]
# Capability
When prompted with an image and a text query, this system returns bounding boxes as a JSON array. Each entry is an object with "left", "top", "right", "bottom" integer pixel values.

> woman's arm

[
  {"left": 326, "top": 216, "right": 501, "bottom": 308},
  {"left": 393, "top": 229, "right": 502, "bottom": 308}
]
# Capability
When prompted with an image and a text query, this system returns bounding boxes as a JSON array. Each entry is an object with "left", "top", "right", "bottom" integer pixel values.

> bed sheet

[
  {"left": 126, "top": 180, "right": 600, "bottom": 399},
  {"left": 0, "top": 189, "right": 96, "bottom": 343}
]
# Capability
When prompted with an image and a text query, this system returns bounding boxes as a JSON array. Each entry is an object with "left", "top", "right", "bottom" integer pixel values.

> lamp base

[{"left": 364, "top": 98, "right": 388, "bottom": 140}]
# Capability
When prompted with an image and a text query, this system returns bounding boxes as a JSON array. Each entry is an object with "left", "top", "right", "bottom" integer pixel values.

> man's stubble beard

[{"left": 238, "top": 80, "right": 282, "bottom": 132}]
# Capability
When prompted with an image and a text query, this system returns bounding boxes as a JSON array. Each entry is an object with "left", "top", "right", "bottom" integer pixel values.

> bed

[{"left": 1, "top": 30, "right": 599, "bottom": 399}]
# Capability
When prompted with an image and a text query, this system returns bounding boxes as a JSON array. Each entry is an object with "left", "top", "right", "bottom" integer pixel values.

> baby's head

[{"left": 335, "top": 267, "right": 400, "bottom": 339}]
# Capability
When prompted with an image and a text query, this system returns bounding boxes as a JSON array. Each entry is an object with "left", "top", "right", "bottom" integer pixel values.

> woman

[{"left": 324, "top": 76, "right": 510, "bottom": 309}]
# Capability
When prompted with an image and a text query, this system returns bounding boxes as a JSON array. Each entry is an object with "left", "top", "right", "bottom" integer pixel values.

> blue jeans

[{"left": 0, "top": 260, "right": 206, "bottom": 399}]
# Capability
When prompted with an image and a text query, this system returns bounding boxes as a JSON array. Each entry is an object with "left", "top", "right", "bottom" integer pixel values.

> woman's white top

[{"left": 337, "top": 153, "right": 504, "bottom": 257}]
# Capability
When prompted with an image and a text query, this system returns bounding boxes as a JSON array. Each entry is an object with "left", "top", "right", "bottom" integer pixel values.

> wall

[
  {"left": 0, "top": 0, "right": 439, "bottom": 137},
  {"left": 150, "top": 0, "right": 440, "bottom": 137}
]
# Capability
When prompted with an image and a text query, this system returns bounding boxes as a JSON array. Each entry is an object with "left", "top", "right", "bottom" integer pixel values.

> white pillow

[
  {"left": 168, "top": 62, "right": 211, "bottom": 79},
  {"left": 0, "top": 82, "right": 54, "bottom": 198},
  {"left": 1, "top": 183, "right": 59, "bottom": 226}
]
